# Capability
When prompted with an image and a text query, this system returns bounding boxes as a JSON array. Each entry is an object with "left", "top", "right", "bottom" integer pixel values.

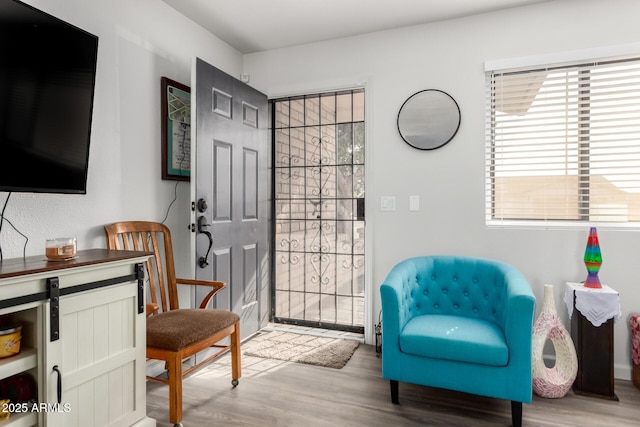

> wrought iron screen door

[{"left": 272, "top": 90, "right": 365, "bottom": 332}]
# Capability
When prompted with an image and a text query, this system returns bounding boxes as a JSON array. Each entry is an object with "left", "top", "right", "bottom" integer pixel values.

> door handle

[
  {"left": 52, "top": 365, "right": 62, "bottom": 404},
  {"left": 197, "top": 215, "right": 213, "bottom": 268}
]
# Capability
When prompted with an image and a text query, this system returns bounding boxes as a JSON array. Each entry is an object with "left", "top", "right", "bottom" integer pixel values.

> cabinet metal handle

[{"left": 52, "top": 365, "right": 62, "bottom": 404}]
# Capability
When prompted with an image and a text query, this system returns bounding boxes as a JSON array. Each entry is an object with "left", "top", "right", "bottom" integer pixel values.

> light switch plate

[{"left": 409, "top": 195, "right": 420, "bottom": 211}]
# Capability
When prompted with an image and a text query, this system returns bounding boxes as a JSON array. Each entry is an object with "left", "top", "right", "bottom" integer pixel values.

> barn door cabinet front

[
  {"left": 43, "top": 282, "right": 144, "bottom": 426},
  {"left": 0, "top": 249, "right": 154, "bottom": 427}
]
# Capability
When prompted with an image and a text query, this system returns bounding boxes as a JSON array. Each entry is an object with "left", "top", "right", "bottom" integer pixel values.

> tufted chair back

[{"left": 391, "top": 256, "right": 512, "bottom": 329}]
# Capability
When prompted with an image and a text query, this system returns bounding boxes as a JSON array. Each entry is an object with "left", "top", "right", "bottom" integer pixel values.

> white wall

[
  {"left": 0, "top": 0, "right": 241, "bottom": 280},
  {"left": 244, "top": 0, "right": 640, "bottom": 379}
]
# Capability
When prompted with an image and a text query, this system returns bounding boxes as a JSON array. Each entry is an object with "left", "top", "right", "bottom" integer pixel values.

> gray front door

[{"left": 192, "top": 58, "right": 269, "bottom": 340}]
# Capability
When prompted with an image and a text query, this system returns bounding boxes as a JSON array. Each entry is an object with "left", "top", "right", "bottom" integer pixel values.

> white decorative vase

[{"left": 531, "top": 284, "right": 578, "bottom": 398}]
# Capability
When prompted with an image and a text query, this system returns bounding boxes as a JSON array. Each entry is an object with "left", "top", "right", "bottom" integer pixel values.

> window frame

[{"left": 485, "top": 53, "right": 640, "bottom": 229}]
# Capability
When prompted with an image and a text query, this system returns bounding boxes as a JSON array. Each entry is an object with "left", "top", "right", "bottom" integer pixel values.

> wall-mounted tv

[{"left": 0, "top": 0, "right": 98, "bottom": 194}]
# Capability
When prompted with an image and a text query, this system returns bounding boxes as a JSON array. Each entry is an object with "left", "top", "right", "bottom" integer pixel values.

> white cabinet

[{"left": 0, "top": 250, "right": 155, "bottom": 427}]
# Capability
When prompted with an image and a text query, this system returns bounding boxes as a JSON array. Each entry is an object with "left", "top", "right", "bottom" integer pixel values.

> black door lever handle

[
  {"left": 197, "top": 215, "right": 213, "bottom": 268},
  {"left": 199, "top": 231, "right": 213, "bottom": 268}
]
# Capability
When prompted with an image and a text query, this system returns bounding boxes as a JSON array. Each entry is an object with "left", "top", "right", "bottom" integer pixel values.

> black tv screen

[{"left": 0, "top": 0, "right": 98, "bottom": 194}]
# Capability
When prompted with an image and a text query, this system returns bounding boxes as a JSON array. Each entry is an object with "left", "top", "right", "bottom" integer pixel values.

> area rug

[{"left": 243, "top": 331, "right": 360, "bottom": 369}]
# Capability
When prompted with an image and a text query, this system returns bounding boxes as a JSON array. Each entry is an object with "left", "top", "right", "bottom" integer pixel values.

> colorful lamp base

[{"left": 584, "top": 271, "right": 602, "bottom": 288}]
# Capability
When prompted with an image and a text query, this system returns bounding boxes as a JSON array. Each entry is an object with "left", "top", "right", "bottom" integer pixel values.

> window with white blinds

[{"left": 486, "top": 57, "right": 640, "bottom": 225}]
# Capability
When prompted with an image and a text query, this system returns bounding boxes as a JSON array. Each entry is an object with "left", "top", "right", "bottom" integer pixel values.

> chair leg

[
  {"left": 511, "top": 401, "right": 522, "bottom": 427},
  {"left": 390, "top": 380, "right": 399, "bottom": 404},
  {"left": 231, "top": 322, "right": 241, "bottom": 385},
  {"left": 168, "top": 354, "right": 183, "bottom": 425}
]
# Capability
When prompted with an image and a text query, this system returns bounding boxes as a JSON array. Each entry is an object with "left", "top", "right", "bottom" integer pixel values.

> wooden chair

[{"left": 104, "top": 221, "right": 240, "bottom": 427}]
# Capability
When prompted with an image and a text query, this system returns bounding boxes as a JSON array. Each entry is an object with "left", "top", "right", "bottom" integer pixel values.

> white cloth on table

[{"left": 564, "top": 282, "right": 621, "bottom": 327}]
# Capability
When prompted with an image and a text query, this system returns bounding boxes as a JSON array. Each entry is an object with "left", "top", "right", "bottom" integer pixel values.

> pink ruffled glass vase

[{"left": 532, "top": 284, "right": 577, "bottom": 398}]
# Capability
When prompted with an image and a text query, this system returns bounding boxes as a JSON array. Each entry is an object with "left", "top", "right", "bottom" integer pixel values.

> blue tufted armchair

[{"left": 380, "top": 256, "right": 535, "bottom": 427}]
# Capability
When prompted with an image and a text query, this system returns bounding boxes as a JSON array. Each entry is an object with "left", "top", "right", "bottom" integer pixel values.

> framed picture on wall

[{"left": 161, "top": 77, "right": 191, "bottom": 181}]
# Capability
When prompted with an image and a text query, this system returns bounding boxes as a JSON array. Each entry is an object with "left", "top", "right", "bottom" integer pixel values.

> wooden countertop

[{"left": 0, "top": 249, "right": 153, "bottom": 280}]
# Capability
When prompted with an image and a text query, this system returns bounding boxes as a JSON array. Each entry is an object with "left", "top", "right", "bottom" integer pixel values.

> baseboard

[
  {"left": 615, "top": 363, "right": 633, "bottom": 381},
  {"left": 543, "top": 354, "right": 632, "bottom": 381},
  {"left": 130, "top": 416, "right": 156, "bottom": 427}
]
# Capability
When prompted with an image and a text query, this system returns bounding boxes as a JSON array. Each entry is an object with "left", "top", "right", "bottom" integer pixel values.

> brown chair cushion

[{"left": 147, "top": 309, "right": 239, "bottom": 351}]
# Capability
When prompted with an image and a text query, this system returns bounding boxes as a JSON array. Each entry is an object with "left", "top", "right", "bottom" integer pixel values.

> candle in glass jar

[{"left": 45, "top": 238, "right": 77, "bottom": 260}]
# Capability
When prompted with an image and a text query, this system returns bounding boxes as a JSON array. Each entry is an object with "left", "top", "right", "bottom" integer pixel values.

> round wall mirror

[{"left": 397, "top": 89, "right": 461, "bottom": 150}]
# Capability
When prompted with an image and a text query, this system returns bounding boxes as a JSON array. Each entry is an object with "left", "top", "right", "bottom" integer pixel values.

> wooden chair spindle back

[{"left": 104, "top": 221, "right": 179, "bottom": 314}]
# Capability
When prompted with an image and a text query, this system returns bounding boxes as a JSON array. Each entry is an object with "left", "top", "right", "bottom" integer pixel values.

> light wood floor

[{"left": 146, "top": 340, "right": 640, "bottom": 426}]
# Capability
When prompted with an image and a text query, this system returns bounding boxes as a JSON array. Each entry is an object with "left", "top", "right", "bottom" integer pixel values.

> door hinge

[
  {"left": 135, "top": 263, "right": 145, "bottom": 314},
  {"left": 47, "top": 277, "right": 60, "bottom": 342}
]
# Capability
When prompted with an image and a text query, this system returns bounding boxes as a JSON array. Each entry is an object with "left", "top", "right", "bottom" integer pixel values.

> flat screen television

[{"left": 0, "top": 0, "right": 98, "bottom": 194}]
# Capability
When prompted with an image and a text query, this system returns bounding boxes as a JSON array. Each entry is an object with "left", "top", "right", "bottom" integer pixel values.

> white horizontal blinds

[{"left": 486, "top": 57, "right": 640, "bottom": 223}]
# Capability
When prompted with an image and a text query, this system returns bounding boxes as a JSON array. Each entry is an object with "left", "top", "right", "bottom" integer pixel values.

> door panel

[
  {"left": 244, "top": 148, "right": 258, "bottom": 219},
  {"left": 243, "top": 244, "right": 258, "bottom": 304},
  {"left": 212, "top": 247, "right": 232, "bottom": 311},
  {"left": 44, "top": 282, "right": 144, "bottom": 427},
  {"left": 192, "top": 58, "right": 268, "bottom": 339},
  {"left": 213, "top": 141, "right": 232, "bottom": 221}
]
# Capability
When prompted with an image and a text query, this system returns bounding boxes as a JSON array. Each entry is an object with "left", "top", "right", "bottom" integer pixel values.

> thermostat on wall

[{"left": 381, "top": 196, "right": 396, "bottom": 211}]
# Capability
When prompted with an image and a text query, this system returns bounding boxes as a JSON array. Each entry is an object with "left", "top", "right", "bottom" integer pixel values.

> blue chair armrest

[
  {"left": 380, "top": 268, "right": 414, "bottom": 358},
  {"left": 502, "top": 265, "right": 536, "bottom": 366}
]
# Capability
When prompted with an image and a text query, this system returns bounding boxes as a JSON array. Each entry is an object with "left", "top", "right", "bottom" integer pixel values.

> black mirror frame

[{"left": 397, "top": 89, "right": 461, "bottom": 150}]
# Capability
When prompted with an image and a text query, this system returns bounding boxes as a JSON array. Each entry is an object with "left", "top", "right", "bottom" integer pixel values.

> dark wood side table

[{"left": 566, "top": 282, "right": 620, "bottom": 400}]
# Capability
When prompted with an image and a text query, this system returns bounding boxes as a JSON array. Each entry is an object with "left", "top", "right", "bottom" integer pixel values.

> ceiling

[{"left": 161, "top": 0, "right": 551, "bottom": 54}]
